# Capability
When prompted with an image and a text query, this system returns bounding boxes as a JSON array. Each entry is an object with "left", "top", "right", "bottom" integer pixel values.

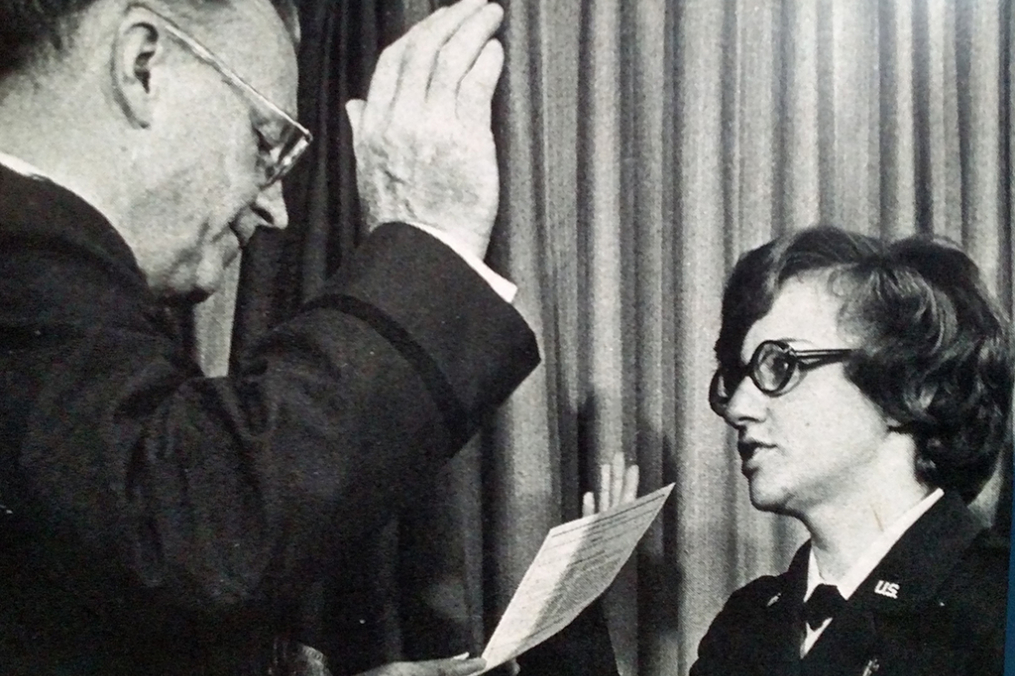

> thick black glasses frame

[{"left": 709, "top": 340, "right": 854, "bottom": 415}]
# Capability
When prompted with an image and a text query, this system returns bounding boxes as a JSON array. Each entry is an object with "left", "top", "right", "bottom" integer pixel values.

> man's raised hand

[{"left": 345, "top": 0, "right": 505, "bottom": 260}]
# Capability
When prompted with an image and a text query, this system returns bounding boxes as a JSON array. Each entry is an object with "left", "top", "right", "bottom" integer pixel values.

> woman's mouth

[{"left": 738, "top": 440, "right": 775, "bottom": 475}]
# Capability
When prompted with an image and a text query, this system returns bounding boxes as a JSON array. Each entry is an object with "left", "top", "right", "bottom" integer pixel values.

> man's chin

[
  {"left": 161, "top": 287, "right": 215, "bottom": 306},
  {"left": 163, "top": 252, "right": 237, "bottom": 305},
  {"left": 156, "top": 272, "right": 222, "bottom": 306}
]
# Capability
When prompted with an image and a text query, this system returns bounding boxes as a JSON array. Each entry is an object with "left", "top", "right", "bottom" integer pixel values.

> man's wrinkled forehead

[
  {"left": 178, "top": 0, "right": 299, "bottom": 42},
  {"left": 186, "top": 0, "right": 300, "bottom": 111},
  {"left": 238, "top": 0, "right": 300, "bottom": 46}
]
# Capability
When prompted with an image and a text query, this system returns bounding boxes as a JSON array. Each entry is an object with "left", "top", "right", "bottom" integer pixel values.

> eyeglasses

[
  {"left": 709, "top": 340, "right": 854, "bottom": 416},
  {"left": 151, "top": 9, "right": 312, "bottom": 187}
]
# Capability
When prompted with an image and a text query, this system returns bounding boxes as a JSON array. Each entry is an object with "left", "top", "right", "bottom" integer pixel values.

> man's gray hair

[{"left": 0, "top": 0, "right": 299, "bottom": 80}]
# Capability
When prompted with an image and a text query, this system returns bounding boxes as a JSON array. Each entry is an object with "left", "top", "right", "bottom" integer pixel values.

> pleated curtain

[{"left": 193, "top": 1, "right": 1014, "bottom": 674}]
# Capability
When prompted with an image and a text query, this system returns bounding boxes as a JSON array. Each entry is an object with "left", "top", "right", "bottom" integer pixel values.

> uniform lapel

[
  {"left": 801, "top": 492, "right": 982, "bottom": 676},
  {"left": 755, "top": 544, "right": 810, "bottom": 676},
  {"left": 852, "top": 492, "right": 981, "bottom": 616}
]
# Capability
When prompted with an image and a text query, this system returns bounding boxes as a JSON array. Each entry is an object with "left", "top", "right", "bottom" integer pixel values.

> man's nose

[{"left": 249, "top": 182, "right": 289, "bottom": 231}]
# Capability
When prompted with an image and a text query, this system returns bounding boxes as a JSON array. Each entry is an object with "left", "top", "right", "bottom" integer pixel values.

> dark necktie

[{"left": 803, "top": 584, "right": 846, "bottom": 630}]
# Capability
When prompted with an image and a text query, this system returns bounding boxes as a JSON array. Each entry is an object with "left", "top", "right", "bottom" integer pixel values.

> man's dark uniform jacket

[
  {"left": 0, "top": 164, "right": 539, "bottom": 674},
  {"left": 690, "top": 492, "right": 1009, "bottom": 676}
]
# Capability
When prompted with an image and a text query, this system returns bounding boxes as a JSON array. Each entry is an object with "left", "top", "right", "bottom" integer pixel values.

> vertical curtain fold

[
  {"left": 879, "top": 0, "right": 917, "bottom": 240},
  {"left": 673, "top": 2, "right": 754, "bottom": 669},
  {"left": 626, "top": 1, "right": 676, "bottom": 674},
  {"left": 780, "top": 0, "right": 821, "bottom": 232},
  {"left": 483, "top": 0, "right": 560, "bottom": 635},
  {"left": 1009, "top": 0, "right": 1014, "bottom": 324}
]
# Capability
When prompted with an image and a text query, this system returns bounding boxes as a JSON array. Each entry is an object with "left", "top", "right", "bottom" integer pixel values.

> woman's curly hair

[{"left": 715, "top": 226, "right": 1013, "bottom": 501}]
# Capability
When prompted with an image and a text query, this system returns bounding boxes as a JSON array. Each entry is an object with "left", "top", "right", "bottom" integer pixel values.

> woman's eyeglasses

[{"left": 709, "top": 340, "right": 854, "bottom": 416}]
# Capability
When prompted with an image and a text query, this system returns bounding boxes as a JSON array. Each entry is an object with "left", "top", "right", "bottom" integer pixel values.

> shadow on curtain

[{"left": 192, "top": 1, "right": 1014, "bottom": 675}]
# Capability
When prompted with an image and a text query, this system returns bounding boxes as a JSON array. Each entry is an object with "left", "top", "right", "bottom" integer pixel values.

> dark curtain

[{"left": 230, "top": 2, "right": 485, "bottom": 674}]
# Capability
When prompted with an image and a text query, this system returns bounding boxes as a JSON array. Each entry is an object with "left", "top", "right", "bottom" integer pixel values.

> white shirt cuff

[{"left": 405, "top": 223, "right": 517, "bottom": 304}]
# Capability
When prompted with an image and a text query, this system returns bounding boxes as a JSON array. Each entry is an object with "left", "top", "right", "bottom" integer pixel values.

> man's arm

[
  {"left": 1, "top": 218, "right": 535, "bottom": 608},
  {"left": 0, "top": 0, "right": 534, "bottom": 617}
]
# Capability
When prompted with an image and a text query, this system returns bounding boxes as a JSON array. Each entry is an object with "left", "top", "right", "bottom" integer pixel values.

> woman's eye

[{"left": 765, "top": 355, "right": 793, "bottom": 380}]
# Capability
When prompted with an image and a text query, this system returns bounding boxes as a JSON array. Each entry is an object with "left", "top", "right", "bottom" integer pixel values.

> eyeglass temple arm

[{"left": 794, "top": 349, "right": 854, "bottom": 365}]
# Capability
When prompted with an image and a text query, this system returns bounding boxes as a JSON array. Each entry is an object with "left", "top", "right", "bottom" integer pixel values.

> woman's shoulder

[{"left": 940, "top": 526, "right": 1009, "bottom": 606}]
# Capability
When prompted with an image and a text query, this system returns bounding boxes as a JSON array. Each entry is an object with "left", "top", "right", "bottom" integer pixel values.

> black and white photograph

[{"left": 0, "top": 1, "right": 1012, "bottom": 675}]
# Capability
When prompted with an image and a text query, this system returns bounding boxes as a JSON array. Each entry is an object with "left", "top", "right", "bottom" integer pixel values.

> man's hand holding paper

[{"left": 356, "top": 656, "right": 488, "bottom": 676}]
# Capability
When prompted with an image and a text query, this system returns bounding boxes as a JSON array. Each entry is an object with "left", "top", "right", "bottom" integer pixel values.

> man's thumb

[{"left": 345, "top": 99, "right": 366, "bottom": 139}]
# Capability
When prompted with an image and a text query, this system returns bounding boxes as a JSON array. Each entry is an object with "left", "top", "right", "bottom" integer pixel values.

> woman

[{"left": 693, "top": 226, "right": 1013, "bottom": 675}]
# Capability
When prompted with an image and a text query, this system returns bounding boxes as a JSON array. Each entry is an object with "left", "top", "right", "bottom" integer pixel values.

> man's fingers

[
  {"left": 429, "top": 5, "right": 504, "bottom": 107},
  {"left": 360, "top": 39, "right": 408, "bottom": 129},
  {"left": 359, "top": 2, "right": 468, "bottom": 126},
  {"left": 456, "top": 39, "right": 503, "bottom": 128},
  {"left": 396, "top": 0, "right": 490, "bottom": 108},
  {"left": 355, "top": 0, "right": 499, "bottom": 150},
  {"left": 354, "top": 658, "right": 486, "bottom": 676},
  {"left": 582, "top": 491, "right": 595, "bottom": 518},
  {"left": 423, "top": 657, "right": 486, "bottom": 676},
  {"left": 346, "top": 100, "right": 365, "bottom": 140}
]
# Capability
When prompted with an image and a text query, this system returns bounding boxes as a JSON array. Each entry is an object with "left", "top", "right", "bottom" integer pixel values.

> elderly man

[{"left": 0, "top": 0, "right": 537, "bottom": 674}]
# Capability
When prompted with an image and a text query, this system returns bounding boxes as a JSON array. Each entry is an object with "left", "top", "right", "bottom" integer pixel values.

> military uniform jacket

[
  {"left": 0, "top": 164, "right": 540, "bottom": 674},
  {"left": 690, "top": 492, "right": 1009, "bottom": 676}
]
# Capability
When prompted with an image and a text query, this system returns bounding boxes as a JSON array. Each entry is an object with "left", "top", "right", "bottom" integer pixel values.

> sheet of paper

[{"left": 479, "top": 483, "right": 674, "bottom": 672}]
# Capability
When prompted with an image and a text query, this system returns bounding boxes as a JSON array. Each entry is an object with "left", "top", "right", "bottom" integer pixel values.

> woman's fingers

[
  {"left": 609, "top": 451, "right": 625, "bottom": 509},
  {"left": 589, "top": 453, "right": 640, "bottom": 514},
  {"left": 622, "top": 463, "right": 640, "bottom": 504}
]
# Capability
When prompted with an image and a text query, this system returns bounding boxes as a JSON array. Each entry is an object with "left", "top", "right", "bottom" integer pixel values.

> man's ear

[{"left": 111, "top": 10, "right": 165, "bottom": 128}]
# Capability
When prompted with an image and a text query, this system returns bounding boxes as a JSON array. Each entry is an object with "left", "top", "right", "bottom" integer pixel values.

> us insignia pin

[{"left": 874, "top": 580, "right": 899, "bottom": 599}]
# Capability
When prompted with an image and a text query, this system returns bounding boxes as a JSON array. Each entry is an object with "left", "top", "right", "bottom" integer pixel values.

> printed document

[{"left": 479, "top": 483, "right": 674, "bottom": 672}]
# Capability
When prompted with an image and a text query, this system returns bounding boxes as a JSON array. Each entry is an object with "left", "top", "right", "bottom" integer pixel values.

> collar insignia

[{"left": 874, "top": 580, "right": 899, "bottom": 599}]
